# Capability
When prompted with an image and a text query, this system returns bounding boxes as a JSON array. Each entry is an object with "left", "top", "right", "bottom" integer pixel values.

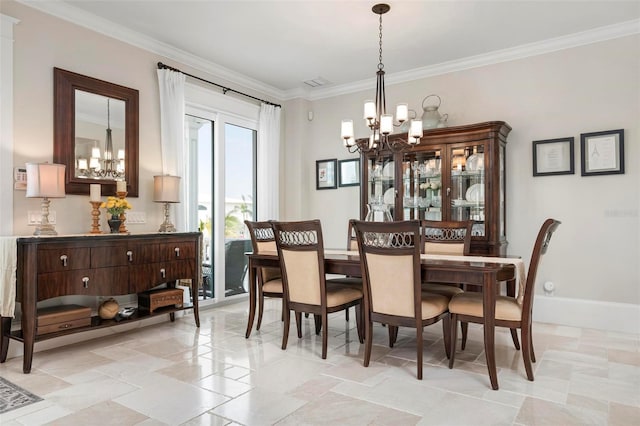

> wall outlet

[
  {"left": 27, "top": 210, "right": 56, "bottom": 225},
  {"left": 126, "top": 211, "right": 146, "bottom": 224}
]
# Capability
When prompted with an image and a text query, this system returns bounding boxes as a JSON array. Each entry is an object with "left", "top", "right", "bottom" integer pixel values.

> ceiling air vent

[{"left": 303, "top": 77, "right": 331, "bottom": 88}]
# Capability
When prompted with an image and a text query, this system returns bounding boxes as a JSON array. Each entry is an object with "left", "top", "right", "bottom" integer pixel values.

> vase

[{"left": 108, "top": 217, "right": 122, "bottom": 233}]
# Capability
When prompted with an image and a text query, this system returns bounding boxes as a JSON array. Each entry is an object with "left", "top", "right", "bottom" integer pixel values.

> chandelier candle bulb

[
  {"left": 116, "top": 180, "right": 127, "bottom": 193},
  {"left": 117, "top": 149, "right": 125, "bottom": 160},
  {"left": 89, "top": 184, "right": 101, "bottom": 202}
]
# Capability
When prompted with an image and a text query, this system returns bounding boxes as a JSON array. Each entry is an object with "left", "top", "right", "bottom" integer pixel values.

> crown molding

[
  {"left": 18, "top": 1, "right": 639, "bottom": 103},
  {"left": 303, "top": 18, "right": 640, "bottom": 101},
  {"left": 17, "top": 0, "right": 287, "bottom": 101}
]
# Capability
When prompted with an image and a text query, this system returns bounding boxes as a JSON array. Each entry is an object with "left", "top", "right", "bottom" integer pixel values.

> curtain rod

[{"left": 157, "top": 62, "right": 282, "bottom": 108}]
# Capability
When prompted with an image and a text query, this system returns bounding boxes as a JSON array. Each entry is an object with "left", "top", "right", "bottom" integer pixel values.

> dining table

[{"left": 244, "top": 249, "right": 522, "bottom": 390}]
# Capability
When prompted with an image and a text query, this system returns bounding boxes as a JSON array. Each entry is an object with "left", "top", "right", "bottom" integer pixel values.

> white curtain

[
  {"left": 257, "top": 103, "right": 281, "bottom": 221},
  {"left": 157, "top": 69, "right": 188, "bottom": 230}
]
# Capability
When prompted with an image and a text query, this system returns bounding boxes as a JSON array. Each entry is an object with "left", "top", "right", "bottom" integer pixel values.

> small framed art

[
  {"left": 338, "top": 158, "right": 360, "bottom": 187},
  {"left": 580, "top": 129, "right": 624, "bottom": 176},
  {"left": 532, "top": 137, "right": 574, "bottom": 176},
  {"left": 316, "top": 158, "right": 337, "bottom": 190}
]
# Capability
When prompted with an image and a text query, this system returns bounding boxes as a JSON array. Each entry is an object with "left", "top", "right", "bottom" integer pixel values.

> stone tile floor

[{"left": 1, "top": 299, "right": 638, "bottom": 425}]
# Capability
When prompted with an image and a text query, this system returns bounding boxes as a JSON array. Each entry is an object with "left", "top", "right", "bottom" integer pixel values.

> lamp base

[
  {"left": 158, "top": 202, "right": 176, "bottom": 232},
  {"left": 33, "top": 197, "right": 57, "bottom": 236}
]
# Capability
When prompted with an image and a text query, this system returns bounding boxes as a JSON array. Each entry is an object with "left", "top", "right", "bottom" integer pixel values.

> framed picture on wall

[
  {"left": 580, "top": 129, "right": 624, "bottom": 176},
  {"left": 532, "top": 137, "right": 574, "bottom": 176},
  {"left": 316, "top": 158, "right": 337, "bottom": 190},
  {"left": 338, "top": 158, "right": 360, "bottom": 187}
]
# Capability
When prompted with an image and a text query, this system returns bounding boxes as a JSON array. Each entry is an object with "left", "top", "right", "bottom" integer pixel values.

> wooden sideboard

[{"left": 0, "top": 232, "right": 201, "bottom": 373}]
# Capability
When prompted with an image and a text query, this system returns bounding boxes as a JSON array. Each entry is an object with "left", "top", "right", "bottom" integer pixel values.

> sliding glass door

[{"left": 185, "top": 99, "right": 257, "bottom": 304}]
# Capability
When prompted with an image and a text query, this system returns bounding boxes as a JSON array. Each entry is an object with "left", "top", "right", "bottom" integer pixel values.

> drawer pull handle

[
  {"left": 127, "top": 250, "right": 133, "bottom": 262},
  {"left": 60, "top": 254, "right": 68, "bottom": 267},
  {"left": 160, "top": 268, "right": 166, "bottom": 279},
  {"left": 59, "top": 323, "right": 72, "bottom": 329},
  {"left": 82, "top": 276, "right": 89, "bottom": 288},
  {"left": 174, "top": 247, "right": 180, "bottom": 257}
]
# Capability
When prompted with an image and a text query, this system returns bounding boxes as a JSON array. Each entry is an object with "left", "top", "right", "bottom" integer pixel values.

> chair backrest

[
  {"left": 351, "top": 219, "right": 422, "bottom": 318},
  {"left": 245, "top": 220, "right": 281, "bottom": 283},
  {"left": 421, "top": 220, "right": 472, "bottom": 255},
  {"left": 522, "top": 218, "right": 561, "bottom": 317},
  {"left": 271, "top": 220, "right": 325, "bottom": 306},
  {"left": 347, "top": 220, "right": 358, "bottom": 251}
]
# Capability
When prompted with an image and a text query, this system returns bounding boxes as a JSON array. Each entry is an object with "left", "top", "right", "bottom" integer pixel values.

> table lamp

[
  {"left": 26, "top": 162, "right": 66, "bottom": 235},
  {"left": 154, "top": 175, "right": 180, "bottom": 232}
]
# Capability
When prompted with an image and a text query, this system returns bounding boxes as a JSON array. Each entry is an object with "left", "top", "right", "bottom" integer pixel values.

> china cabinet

[{"left": 360, "top": 121, "right": 511, "bottom": 255}]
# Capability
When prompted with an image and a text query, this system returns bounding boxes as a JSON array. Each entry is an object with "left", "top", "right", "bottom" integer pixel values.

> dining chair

[
  {"left": 245, "top": 220, "right": 283, "bottom": 331},
  {"left": 448, "top": 218, "right": 561, "bottom": 381},
  {"left": 326, "top": 220, "right": 363, "bottom": 322},
  {"left": 271, "top": 219, "right": 363, "bottom": 359},
  {"left": 420, "top": 220, "right": 473, "bottom": 299},
  {"left": 351, "top": 219, "right": 451, "bottom": 380}
]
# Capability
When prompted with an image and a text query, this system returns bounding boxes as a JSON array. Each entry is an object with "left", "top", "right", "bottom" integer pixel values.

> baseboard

[{"left": 533, "top": 295, "right": 640, "bottom": 335}]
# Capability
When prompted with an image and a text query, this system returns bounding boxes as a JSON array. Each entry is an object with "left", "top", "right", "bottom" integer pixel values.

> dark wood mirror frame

[{"left": 54, "top": 68, "right": 139, "bottom": 197}]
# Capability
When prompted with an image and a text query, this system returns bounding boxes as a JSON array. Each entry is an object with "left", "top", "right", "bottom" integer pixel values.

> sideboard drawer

[
  {"left": 91, "top": 243, "right": 130, "bottom": 268},
  {"left": 37, "top": 267, "right": 129, "bottom": 300},
  {"left": 38, "top": 247, "right": 90, "bottom": 273},
  {"left": 160, "top": 241, "right": 196, "bottom": 261},
  {"left": 128, "top": 259, "right": 195, "bottom": 293}
]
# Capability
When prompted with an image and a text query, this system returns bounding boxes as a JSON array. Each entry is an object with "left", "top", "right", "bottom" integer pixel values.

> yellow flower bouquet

[{"left": 101, "top": 196, "right": 132, "bottom": 218}]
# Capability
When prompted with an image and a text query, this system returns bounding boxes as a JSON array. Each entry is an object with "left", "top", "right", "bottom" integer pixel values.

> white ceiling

[{"left": 21, "top": 1, "right": 640, "bottom": 100}]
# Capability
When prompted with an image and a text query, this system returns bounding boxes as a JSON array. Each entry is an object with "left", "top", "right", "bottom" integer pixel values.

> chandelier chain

[{"left": 378, "top": 13, "right": 384, "bottom": 71}]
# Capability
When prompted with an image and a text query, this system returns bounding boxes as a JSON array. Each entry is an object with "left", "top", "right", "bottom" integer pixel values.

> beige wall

[
  {"left": 3, "top": 1, "right": 639, "bottom": 310},
  {"left": 290, "top": 35, "right": 639, "bottom": 306}
]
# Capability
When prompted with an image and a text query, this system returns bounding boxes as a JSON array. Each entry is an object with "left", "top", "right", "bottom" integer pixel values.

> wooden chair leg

[
  {"left": 314, "top": 314, "right": 322, "bottom": 335},
  {"left": 448, "top": 314, "right": 458, "bottom": 369},
  {"left": 355, "top": 304, "right": 364, "bottom": 344},
  {"left": 295, "top": 312, "right": 302, "bottom": 338},
  {"left": 345, "top": 307, "right": 350, "bottom": 322},
  {"left": 417, "top": 325, "right": 424, "bottom": 380},
  {"left": 461, "top": 321, "right": 468, "bottom": 350},
  {"left": 442, "top": 315, "right": 451, "bottom": 360},
  {"left": 256, "top": 290, "right": 265, "bottom": 330},
  {"left": 0, "top": 316, "right": 10, "bottom": 362},
  {"left": 529, "top": 323, "right": 536, "bottom": 363},
  {"left": 364, "top": 317, "right": 373, "bottom": 367},
  {"left": 510, "top": 328, "right": 521, "bottom": 350},
  {"left": 521, "top": 325, "right": 534, "bottom": 381},
  {"left": 321, "top": 312, "right": 328, "bottom": 359},
  {"left": 388, "top": 325, "right": 398, "bottom": 348},
  {"left": 281, "top": 308, "right": 290, "bottom": 350}
]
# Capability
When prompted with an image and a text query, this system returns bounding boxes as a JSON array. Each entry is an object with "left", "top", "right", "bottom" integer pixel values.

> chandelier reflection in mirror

[
  {"left": 340, "top": 3, "right": 423, "bottom": 156},
  {"left": 76, "top": 98, "right": 125, "bottom": 179}
]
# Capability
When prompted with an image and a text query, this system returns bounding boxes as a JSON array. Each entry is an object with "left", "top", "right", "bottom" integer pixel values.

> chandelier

[
  {"left": 77, "top": 98, "right": 125, "bottom": 179},
  {"left": 341, "top": 3, "right": 423, "bottom": 155}
]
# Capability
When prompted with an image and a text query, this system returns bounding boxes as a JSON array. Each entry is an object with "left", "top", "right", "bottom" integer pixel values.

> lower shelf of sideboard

[{"left": 8, "top": 303, "right": 194, "bottom": 343}]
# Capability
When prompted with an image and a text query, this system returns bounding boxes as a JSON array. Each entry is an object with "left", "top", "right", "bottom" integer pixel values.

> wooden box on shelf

[
  {"left": 36, "top": 304, "right": 91, "bottom": 336},
  {"left": 138, "top": 288, "right": 184, "bottom": 313}
]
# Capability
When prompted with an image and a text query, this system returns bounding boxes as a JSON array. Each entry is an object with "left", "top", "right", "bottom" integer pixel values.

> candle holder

[
  {"left": 116, "top": 191, "right": 129, "bottom": 233},
  {"left": 89, "top": 201, "right": 103, "bottom": 234}
]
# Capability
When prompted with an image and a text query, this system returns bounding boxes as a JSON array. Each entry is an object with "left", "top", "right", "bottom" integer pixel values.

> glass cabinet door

[
  {"left": 448, "top": 144, "right": 486, "bottom": 236},
  {"left": 401, "top": 148, "right": 442, "bottom": 221},
  {"left": 365, "top": 153, "right": 394, "bottom": 221}
]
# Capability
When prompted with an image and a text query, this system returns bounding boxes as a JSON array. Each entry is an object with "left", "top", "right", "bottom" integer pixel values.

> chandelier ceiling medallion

[{"left": 341, "top": 3, "right": 423, "bottom": 155}]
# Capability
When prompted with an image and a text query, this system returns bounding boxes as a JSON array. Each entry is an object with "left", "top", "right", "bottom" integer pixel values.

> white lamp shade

[
  {"left": 410, "top": 120, "right": 423, "bottom": 138},
  {"left": 396, "top": 103, "right": 408, "bottom": 122},
  {"left": 91, "top": 146, "right": 101, "bottom": 158},
  {"left": 154, "top": 175, "right": 181, "bottom": 203},
  {"left": 26, "top": 163, "right": 66, "bottom": 198},
  {"left": 89, "top": 158, "right": 100, "bottom": 169},
  {"left": 363, "top": 101, "right": 376, "bottom": 120},
  {"left": 117, "top": 149, "right": 125, "bottom": 160},
  {"left": 380, "top": 114, "right": 393, "bottom": 134},
  {"left": 341, "top": 120, "right": 354, "bottom": 140},
  {"left": 77, "top": 158, "right": 88, "bottom": 170}
]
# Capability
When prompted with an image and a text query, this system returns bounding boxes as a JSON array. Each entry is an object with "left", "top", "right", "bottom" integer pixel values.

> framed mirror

[{"left": 54, "top": 68, "right": 139, "bottom": 196}]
